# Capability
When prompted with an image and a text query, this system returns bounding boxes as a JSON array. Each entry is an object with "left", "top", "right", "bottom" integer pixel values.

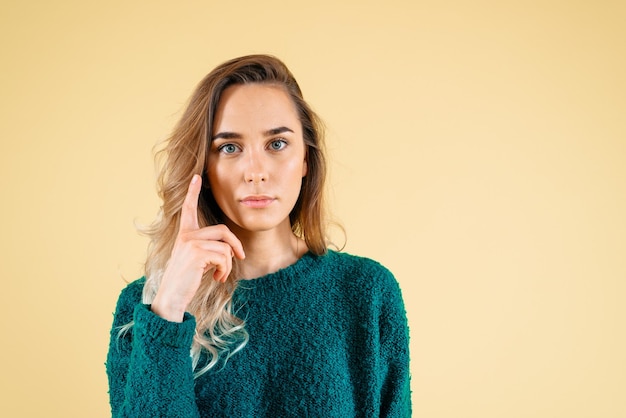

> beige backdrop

[{"left": 1, "top": 0, "right": 624, "bottom": 417}]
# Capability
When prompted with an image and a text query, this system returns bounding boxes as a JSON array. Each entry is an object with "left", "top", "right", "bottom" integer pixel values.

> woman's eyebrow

[
  {"left": 264, "top": 126, "right": 294, "bottom": 136},
  {"left": 212, "top": 126, "right": 294, "bottom": 140},
  {"left": 212, "top": 131, "right": 242, "bottom": 140}
]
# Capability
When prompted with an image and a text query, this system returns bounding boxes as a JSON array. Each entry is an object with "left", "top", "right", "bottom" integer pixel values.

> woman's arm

[
  {"left": 106, "top": 281, "right": 201, "bottom": 418},
  {"left": 377, "top": 269, "right": 412, "bottom": 417},
  {"left": 106, "top": 176, "right": 243, "bottom": 417}
]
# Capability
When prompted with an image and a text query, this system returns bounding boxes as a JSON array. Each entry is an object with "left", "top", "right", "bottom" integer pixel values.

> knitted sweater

[{"left": 106, "top": 250, "right": 411, "bottom": 417}]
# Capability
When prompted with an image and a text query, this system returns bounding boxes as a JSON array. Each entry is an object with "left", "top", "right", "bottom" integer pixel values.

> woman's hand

[{"left": 151, "top": 174, "right": 245, "bottom": 322}]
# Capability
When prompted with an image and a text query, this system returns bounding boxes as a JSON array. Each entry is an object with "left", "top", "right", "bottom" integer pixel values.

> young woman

[{"left": 106, "top": 55, "right": 411, "bottom": 417}]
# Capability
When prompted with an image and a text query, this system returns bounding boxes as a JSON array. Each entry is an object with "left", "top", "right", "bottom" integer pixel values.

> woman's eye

[
  {"left": 269, "top": 139, "right": 287, "bottom": 151},
  {"left": 219, "top": 144, "right": 238, "bottom": 154}
]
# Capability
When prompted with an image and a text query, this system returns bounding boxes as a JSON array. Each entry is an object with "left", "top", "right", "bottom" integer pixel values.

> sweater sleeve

[
  {"left": 106, "top": 280, "right": 201, "bottom": 418},
  {"left": 377, "top": 268, "right": 412, "bottom": 417}
]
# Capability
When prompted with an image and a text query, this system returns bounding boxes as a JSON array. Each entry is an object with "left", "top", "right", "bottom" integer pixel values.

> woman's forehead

[{"left": 213, "top": 84, "right": 300, "bottom": 135}]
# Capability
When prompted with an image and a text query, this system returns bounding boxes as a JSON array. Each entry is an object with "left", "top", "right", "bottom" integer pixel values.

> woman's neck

[{"left": 230, "top": 221, "right": 308, "bottom": 280}]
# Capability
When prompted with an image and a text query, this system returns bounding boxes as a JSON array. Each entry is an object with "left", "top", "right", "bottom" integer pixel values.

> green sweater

[{"left": 107, "top": 250, "right": 411, "bottom": 417}]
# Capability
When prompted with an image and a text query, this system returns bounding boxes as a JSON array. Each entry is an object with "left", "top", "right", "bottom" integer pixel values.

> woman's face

[{"left": 207, "top": 83, "right": 307, "bottom": 234}]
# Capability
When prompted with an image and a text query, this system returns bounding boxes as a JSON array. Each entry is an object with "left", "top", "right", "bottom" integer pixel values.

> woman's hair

[{"left": 135, "top": 55, "right": 328, "bottom": 377}]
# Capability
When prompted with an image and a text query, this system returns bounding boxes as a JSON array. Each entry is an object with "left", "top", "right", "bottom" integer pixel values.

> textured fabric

[{"left": 106, "top": 250, "right": 411, "bottom": 417}]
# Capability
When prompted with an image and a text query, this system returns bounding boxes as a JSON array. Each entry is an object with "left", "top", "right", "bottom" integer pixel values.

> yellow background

[{"left": 1, "top": 1, "right": 624, "bottom": 416}]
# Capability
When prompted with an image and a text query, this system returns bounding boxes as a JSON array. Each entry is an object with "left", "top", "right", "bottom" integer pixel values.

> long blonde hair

[{"left": 137, "top": 55, "right": 328, "bottom": 377}]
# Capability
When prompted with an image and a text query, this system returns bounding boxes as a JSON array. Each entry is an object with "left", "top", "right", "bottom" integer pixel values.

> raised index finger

[{"left": 179, "top": 174, "right": 201, "bottom": 232}]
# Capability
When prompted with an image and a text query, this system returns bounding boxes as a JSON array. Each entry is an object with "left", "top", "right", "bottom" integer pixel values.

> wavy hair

[{"left": 130, "top": 55, "right": 328, "bottom": 377}]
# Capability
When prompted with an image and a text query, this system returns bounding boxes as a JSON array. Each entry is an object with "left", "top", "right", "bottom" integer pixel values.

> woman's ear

[{"left": 302, "top": 149, "right": 308, "bottom": 177}]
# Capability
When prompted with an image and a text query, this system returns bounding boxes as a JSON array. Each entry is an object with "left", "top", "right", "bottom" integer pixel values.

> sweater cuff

[{"left": 133, "top": 303, "right": 196, "bottom": 348}]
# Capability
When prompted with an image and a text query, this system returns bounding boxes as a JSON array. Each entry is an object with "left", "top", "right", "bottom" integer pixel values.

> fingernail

[{"left": 191, "top": 174, "right": 199, "bottom": 184}]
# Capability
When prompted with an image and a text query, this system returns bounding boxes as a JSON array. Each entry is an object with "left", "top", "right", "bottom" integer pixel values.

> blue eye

[
  {"left": 219, "top": 144, "right": 238, "bottom": 154},
  {"left": 269, "top": 139, "right": 287, "bottom": 151}
]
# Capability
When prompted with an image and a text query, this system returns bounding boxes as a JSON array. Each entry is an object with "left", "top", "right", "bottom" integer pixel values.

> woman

[{"left": 107, "top": 55, "right": 411, "bottom": 417}]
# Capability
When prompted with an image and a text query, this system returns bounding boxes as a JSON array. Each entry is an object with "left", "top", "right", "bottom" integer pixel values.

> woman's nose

[
  {"left": 243, "top": 152, "right": 267, "bottom": 184},
  {"left": 245, "top": 171, "right": 266, "bottom": 184}
]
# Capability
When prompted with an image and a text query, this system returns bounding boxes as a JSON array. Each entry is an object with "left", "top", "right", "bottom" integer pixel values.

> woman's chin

[{"left": 226, "top": 215, "right": 291, "bottom": 235}]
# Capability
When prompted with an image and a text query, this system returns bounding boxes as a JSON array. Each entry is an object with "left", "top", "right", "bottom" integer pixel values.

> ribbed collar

[{"left": 233, "top": 250, "right": 333, "bottom": 301}]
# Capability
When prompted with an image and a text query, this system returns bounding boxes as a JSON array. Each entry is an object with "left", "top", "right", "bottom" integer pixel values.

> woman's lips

[{"left": 240, "top": 196, "right": 275, "bottom": 208}]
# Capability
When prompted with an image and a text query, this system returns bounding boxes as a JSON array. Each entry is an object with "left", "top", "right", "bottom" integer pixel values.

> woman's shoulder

[
  {"left": 324, "top": 249, "right": 393, "bottom": 273},
  {"left": 111, "top": 277, "right": 146, "bottom": 322},
  {"left": 322, "top": 250, "right": 399, "bottom": 290},
  {"left": 317, "top": 250, "right": 406, "bottom": 314},
  {"left": 118, "top": 277, "right": 146, "bottom": 300}
]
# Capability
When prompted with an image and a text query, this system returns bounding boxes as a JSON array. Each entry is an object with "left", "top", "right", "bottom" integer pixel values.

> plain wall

[{"left": 1, "top": 0, "right": 624, "bottom": 416}]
